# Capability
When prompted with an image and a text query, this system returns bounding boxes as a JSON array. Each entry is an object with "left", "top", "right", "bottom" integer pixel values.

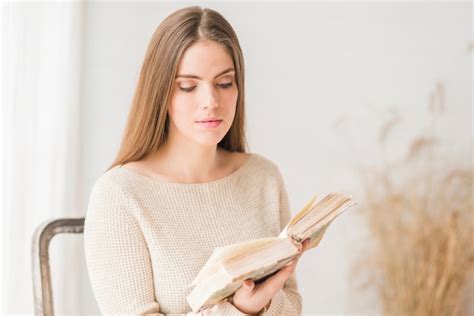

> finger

[
  {"left": 304, "top": 239, "right": 309, "bottom": 251},
  {"left": 257, "top": 260, "right": 297, "bottom": 294},
  {"left": 233, "top": 280, "right": 255, "bottom": 302},
  {"left": 284, "top": 258, "right": 299, "bottom": 270},
  {"left": 283, "top": 256, "right": 300, "bottom": 267},
  {"left": 239, "top": 279, "right": 255, "bottom": 294}
]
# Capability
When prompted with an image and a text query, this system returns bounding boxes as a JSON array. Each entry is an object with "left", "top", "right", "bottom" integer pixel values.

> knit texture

[{"left": 84, "top": 153, "right": 302, "bottom": 315}]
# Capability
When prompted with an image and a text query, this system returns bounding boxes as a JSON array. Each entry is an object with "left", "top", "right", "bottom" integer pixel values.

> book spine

[{"left": 288, "top": 234, "right": 303, "bottom": 253}]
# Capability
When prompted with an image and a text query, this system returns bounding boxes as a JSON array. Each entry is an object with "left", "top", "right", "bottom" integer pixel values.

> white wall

[{"left": 79, "top": 2, "right": 472, "bottom": 315}]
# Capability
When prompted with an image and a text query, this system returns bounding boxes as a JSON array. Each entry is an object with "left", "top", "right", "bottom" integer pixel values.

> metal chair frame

[{"left": 31, "top": 217, "right": 85, "bottom": 316}]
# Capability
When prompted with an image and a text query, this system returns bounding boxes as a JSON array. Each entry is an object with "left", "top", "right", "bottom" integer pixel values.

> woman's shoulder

[
  {"left": 88, "top": 165, "right": 140, "bottom": 200},
  {"left": 218, "top": 150, "right": 281, "bottom": 178},
  {"left": 243, "top": 152, "right": 285, "bottom": 187},
  {"left": 247, "top": 152, "right": 282, "bottom": 173}
]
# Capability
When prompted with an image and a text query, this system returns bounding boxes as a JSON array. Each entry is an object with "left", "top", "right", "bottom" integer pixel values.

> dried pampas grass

[{"left": 352, "top": 84, "right": 473, "bottom": 315}]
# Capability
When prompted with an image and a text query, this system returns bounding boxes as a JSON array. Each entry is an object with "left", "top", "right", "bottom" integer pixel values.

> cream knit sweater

[{"left": 84, "top": 153, "right": 302, "bottom": 315}]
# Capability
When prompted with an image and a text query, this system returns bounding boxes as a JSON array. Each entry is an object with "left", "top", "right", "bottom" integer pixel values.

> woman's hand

[{"left": 230, "top": 238, "right": 311, "bottom": 315}]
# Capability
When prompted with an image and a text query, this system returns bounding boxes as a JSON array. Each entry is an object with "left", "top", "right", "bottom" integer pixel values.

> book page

[
  {"left": 187, "top": 238, "right": 298, "bottom": 312},
  {"left": 297, "top": 198, "right": 356, "bottom": 243},
  {"left": 284, "top": 194, "right": 318, "bottom": 232},
  {"left": 224, "top": 238, "right": 300, "bottom": 277},
  {"left": 190, "top": 237, "right": 279, "bottom": 286},
  {"left": 289, "top": 193, "right": 339, "bottom": 236}
]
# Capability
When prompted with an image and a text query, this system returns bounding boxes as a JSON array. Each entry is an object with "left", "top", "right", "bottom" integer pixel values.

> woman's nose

[{"left": 202, "top": 85, "right": 219, "bottom": 109}]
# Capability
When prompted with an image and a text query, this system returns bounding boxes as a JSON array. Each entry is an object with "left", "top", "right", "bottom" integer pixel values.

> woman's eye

[
  {"left": 179, "top": 86, "right": 196, "bottom": 92},
  {"left": 178, "top": 82, "right": 233, "bottom": 93},
  {"left": 218, "top": 82, "right": 233, "bottom": 89}
]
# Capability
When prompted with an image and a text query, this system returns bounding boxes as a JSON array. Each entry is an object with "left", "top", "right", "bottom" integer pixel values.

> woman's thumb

[{"left": 243, "top": 280, "right": 255, "bottom": 290}]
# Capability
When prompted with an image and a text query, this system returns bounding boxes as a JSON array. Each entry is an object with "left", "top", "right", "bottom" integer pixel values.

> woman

[{"left": 84, "top": 6, "right": 310, "bottom": 315}]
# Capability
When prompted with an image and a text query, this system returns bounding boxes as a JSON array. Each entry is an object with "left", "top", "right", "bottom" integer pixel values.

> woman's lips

[{"left": 196, "top": 119, "right": 222, "bottom": 128}]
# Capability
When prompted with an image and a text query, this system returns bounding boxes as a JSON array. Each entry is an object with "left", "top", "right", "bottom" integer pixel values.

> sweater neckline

[{"left": 117, "top": 153, "right": 255, "bottom": 187}]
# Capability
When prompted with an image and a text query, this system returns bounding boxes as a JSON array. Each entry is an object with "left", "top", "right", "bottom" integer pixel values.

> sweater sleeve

[
  {"left": 83, "top": 177, "right": 201, "bottom": 315},
  {"left": 261, "top": 168, "right": 303, "bottom": 316}
]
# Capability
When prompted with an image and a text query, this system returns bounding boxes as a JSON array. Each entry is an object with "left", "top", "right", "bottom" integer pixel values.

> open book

[{"left": 186, "top": 192, "right": 356, "bottom": 313}]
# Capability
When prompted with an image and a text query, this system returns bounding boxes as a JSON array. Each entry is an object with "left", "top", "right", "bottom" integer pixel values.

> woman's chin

[{"left": 191, "top": 135, "right": 227, "bottom": 147}]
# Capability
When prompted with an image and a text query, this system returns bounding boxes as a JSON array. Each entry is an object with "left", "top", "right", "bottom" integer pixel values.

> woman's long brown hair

[{"left": 106, "top": 6, "right": 248, "bottom": 172}]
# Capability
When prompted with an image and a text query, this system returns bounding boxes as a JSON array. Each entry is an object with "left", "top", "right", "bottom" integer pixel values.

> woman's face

[{"left": 167, "top": 39, "right": 239, "bottom": 147}]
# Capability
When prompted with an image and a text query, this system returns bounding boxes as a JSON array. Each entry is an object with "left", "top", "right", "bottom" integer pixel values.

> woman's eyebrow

[{"left": 176, "top": 68, "right": 235, "bottom": 80}]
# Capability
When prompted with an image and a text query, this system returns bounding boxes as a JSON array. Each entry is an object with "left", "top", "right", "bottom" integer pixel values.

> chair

[{"left": 31, "top": 217, "right": 85, "bottom": 316}]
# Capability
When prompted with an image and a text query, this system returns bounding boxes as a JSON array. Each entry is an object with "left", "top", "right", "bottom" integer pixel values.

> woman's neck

[{"left": 145, "top": 143, "right": 228, "bottom": 183}]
